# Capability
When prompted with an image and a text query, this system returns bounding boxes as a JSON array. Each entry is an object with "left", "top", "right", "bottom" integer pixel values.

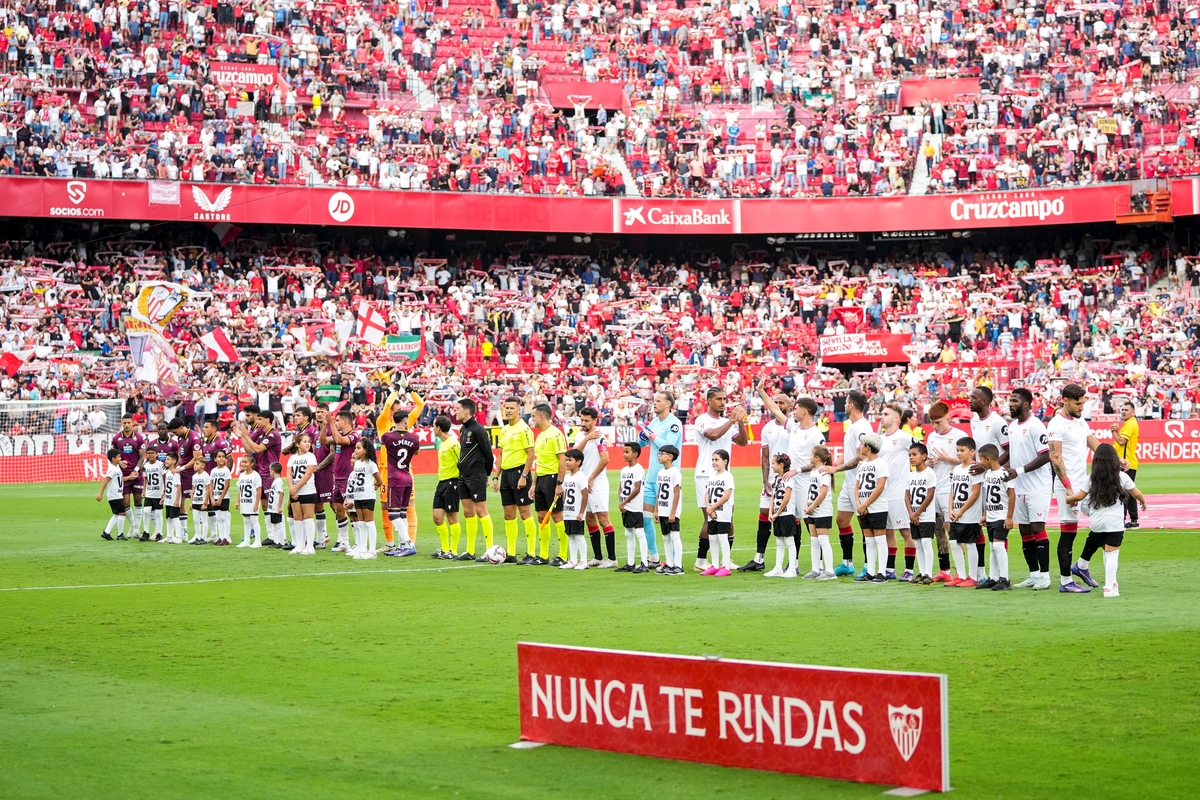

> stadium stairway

[{"left": 908, "top": 129, "right": 941, "bottom": 196}]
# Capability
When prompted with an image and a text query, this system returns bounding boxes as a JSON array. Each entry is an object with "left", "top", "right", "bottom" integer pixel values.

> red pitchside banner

[
  {"left": 518, "top": 643, "right": 950, "bottom": 792},
  {"left": 819, "top": 333, "right": 913, "bottom": 363},
  {"left": 4, "top": 177, "right": 1197, "bottom": 234}
]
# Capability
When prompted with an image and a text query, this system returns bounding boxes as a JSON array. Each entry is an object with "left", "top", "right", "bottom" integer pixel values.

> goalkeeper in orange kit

[{"left": 377, "top": 373, "right": 424, "bottom": 549}]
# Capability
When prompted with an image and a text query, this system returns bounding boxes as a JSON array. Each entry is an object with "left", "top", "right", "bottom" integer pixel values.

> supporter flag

[
  {"left": 355, "top": 300, "right": 387, "bottom": 346},
  {"left": 205, "top": 222, "right": 244, "bottom": 247},
  {"left": 292, "top": 322, "right": 339, "bottom": 356},
  {"left": 200, "top": 327, "right": 240, "bottom": 363},
  {"left": 131, "top": 281, "right": 190, "bottom": 331},
  {"left": 384, "top": 334, "right": 425, "bottom": 363},
  {"left": 316, "top": 385, "right": 342, "bottom": 404},
  {"left": 0, "top": 349, "right": 33, "bottom": 377}
]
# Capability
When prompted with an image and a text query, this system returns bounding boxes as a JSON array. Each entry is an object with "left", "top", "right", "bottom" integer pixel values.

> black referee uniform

[{"left": 457, "top": 417, "right": 494, "bottom": 503}]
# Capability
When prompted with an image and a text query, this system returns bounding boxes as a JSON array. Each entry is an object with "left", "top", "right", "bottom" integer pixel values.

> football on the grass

[{"left": 485, "top": 545, "right": 507, "bottom": 564}]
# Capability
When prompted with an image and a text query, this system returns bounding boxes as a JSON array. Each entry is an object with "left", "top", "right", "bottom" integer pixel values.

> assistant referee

[
  {"left": 531, "top": 403, "right": 568, "bottom": 566},
  {"left": 454, "top": 398, "right": 495, "bottom": 560},
  {"left": 492, "top": 396, "right": 536, "bottom": 563}
]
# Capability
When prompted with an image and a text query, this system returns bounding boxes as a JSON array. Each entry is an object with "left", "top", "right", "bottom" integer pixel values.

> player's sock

[
  {"left": 923, "top": 539, "right": 936, "bottom": 577},
  {"left": 242, "top": 519, "right": 253, "bottom": 544},
  {"left": 539, "top": 521, "right": 551, "bottom": 560},
  {"left": 938, "top": 547, "right": 950, "bottom": 571},
  {"left": 669, "top": 531, "right": 684, "bottom": 568},
  {"left": 886, "top": 546, "right": 897, "bottom": 570},
  {"left": 1057, "top": 524, "right": 1078, "bottom": 581},
  {"left": 555, "top": 520, "right": 568, "bottom": 560},
  {"left": 480, "top": 515, "right": 494, "bottom": 548},
  {"left": 1035, "top": 531, "right": 1051, "bottom": 575},
  {"left": 950, "top": 543, "right": 966, "bottom": 579},
  {"left": 642, "top": 515, "right": 658, "bottom": 558},
  {"left": 975, "top": 539, "right": 987, "bottom": 580},
  {"left": 179, "top": 514, "right": 188, "bottom": 540},
  {"left": 756, "top": 518, "right": 771, "bottom": 563},
  {"left": 523, "top": 516, "right": 537, "bottom": 556},
  {"left": 1020, "top": 534, "right": 1037, "bottom": 572},
  {"left": 603, "top": 526, "right": 615, "bottom": 561},
  {"left": 435, "top": 522, "right": 449, "bottom": 553},
  {"left": 966, "top": 540, "right": 980, "bottom": 580},
  {"left": 819, "top": 535, "right": 834, "bottom": 572},
  {"left": 904, "top": 546, "right": 915, "bottom": 570},
  {"left": 336, "top": 517, "right": 349, "bottom": 546},
  {"left": 1103, "top": 550, "right": 1119, "bottom": 591},
  {"left": 786, "top": 536, "right": 798, "bottom": 571},
  {"left": 464, "top": 516, "right": 478, "bottom": 555},
  {"left": 367, "top": 520, "right": 378, "bottom": 554},
  {"left": 838, "top": 526, "right": 854, "bottom": 563},
  {"left": 505, "top": 518, "right": 519, "bottom": 556},
  {"left": 114, "top": 515, "right": 124, "bottom": 537},
  {"left": 391, "top": 513, "right": 411, "bottom": 546},
  {"left": 448, "top": 521, "right": 461, "bottom": 554},
  {"left": 991, "top": 542, "right": 1009, "bottom": 580},
  {"left": 697, "top": 536, "right": 710, "bottom": 562},
  {"left": 589, "top": 526, "right": 602, "bottom": 560},
  {"left": 382, "top": 511, "right": 394, "bottom": 547},
  {"left": 407, "top": 504, "right": 419, "bottom": 545},
  {"left": 715, "top": 534, "right": 730, "bottom": 569},
  {"left": 864, "top": 536, "right": 877, "bottom": 574},
  {"left": 810, "top": 536, "right": 822, "bottom": 572},
  {"left": 633, "top": 525, "right": 647, "bottom": 564},
  {"left": 774, "top": 537, "right": 786, "bottom": 570},
  {"left": 874, "top": 536, "right": 889, "bottom": 575},
  {"left": 314, "top": 511, "right": 327, "bottom": 544},
  {"left": 104, "top": 516, "right": 118, "bottom": 535},
  {"left": 624, "top": 528, "right": 636, "bottom": 565},
  {"left": 128, "top": 506, "right": 140, "bottom": 535}
]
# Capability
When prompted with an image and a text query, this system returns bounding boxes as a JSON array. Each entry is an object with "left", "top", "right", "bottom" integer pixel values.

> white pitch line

[{"left": 0, "top": 563, "right": 486, "bottom": 593}]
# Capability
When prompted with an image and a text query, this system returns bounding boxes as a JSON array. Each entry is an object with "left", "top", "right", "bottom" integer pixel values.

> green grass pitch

[{"left": 1, "top": 466, "right": 1198, "bottom": 799}]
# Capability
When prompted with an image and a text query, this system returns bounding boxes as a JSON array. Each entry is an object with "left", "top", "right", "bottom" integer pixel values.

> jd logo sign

[{"left": 328, "top": 192, "right": 356, "bottom": 223}]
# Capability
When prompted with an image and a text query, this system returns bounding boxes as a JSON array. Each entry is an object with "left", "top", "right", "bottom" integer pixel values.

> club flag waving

[
  {"left": 131, "top": 281, "right": 190, "bottom": 331},
  {"left": 0, "top": 349, "right": 33, "bottom": 376},
  {"left": 355, "top": 300, "right": 387, "bottom": 346},
  {"left": 200, "top": 327, "right": 240, "bottom": 363}
]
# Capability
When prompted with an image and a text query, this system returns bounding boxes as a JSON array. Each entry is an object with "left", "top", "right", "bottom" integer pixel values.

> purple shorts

[
  {"left": 332, "top": 479, "right": 348, "bottom": 505},
  {"left": 388, "top": 481, "right": 413, "bottom": 511},
  {"left": 123, "top": 472, "right": 143, "bottom": 495},
  {"left": 180, "top": 471, "right": 194, "bottom": 494},
  {"left": 315, "top": 468, "right": 334, "bottom": 504}
]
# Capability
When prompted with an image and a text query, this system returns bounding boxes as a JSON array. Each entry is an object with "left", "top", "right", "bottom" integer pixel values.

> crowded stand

[
  {"left": 2, "top": 223, "right": 1199, "bottom": 428},
  {"left": 1, "top": 0, "right": 1200, "bottom": 196}
]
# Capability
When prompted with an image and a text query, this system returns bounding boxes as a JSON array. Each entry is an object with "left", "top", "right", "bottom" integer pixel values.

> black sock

[
  {"left": 698, "top": 537, "right": 710, "bottom": 559},
  {"left": 886, "top": 552, "right": 896, "bottom": 570},
  {"left": 1036, "top": 539, "right": 1051, "bottom": 572},
  {"left": 905, "top": 553, "right": 915, "bottom": 570},
  {"left": 975, "top": 542, "right": 986, "bottom": 570},
  {"left": 938, "top": 549, "right": 950, "bottom": 570},
  {"left": 590, "top": 531, "right": 603, "bottom": 560},
  {"left": 1021, "top": 538, "right": 1038, "bottom": 571},
  {"left": 1057, "top": 532, "right": 1077, "bottom": 577},
  {"left": 605, "top": 530, "right": 616, "bottom": 561},
  {"left": 756, "top": 520, "right": 771, "bottom": 557},
  {"left": 862, "top": 537, "right": 869, "bottom": 563},
  {"left": 839, "top": 533, "right": 854, "bottom": 561}
]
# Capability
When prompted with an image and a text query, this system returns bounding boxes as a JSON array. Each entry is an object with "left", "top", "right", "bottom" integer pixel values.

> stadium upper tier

[{"left": 0, "top": 0, "right": 1198, "bottom": 206}]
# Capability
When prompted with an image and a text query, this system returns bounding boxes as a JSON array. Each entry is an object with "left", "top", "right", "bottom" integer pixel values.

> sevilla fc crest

[{"left": 888, "top": 705, "right": 923, "bottom": 762}]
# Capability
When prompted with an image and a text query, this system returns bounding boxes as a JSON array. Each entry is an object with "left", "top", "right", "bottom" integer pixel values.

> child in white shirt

[
  {"left": 655, "top": 444, "right": 683, "bottom": 575},
  {"left": 237, "top": 454, "right": 263, "bottom": 548},
  {"left": 98, "top": 448, "right": 127, "bottom": 541},
  {"left": 560, "top": 449, "right": 591, "bottom": 570}
]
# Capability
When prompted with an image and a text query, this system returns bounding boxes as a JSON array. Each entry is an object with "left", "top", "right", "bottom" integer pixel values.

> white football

[{"left": 485, "top": 545, "right": 507, "bottom": 564}]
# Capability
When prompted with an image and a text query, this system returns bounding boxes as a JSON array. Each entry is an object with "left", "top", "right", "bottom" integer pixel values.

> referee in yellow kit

[
  {"left": 492, "top": 396, "right": 537, "bottom": 563},
  {"left": 531, "top": 403, "right": 569, "bottom": 566},
  {"left": 1111, "top": 402, "right": 1140, "bottom": 529}
]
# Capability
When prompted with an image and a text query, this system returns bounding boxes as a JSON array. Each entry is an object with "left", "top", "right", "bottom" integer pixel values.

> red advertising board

[
  {"left": 207, "top": 63, "right": 288, "bottom": 90},
  {"left": 5, "top": 177, "right": 1197, "bottom": 234},
  {"left": 819, "top": 333, "right": 913, "bottom": 363},
  {"left": 518, "top": 642, "right": 950, "bottom": 792}
]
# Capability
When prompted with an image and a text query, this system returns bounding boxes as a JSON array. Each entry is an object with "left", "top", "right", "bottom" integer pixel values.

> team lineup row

[{"left": 95, "top": 381, "right": 1142, "bottom": 595}]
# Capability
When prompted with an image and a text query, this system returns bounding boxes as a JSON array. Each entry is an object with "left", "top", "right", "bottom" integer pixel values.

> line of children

[
  {"left": 655, "top": 444, "right": 684, "bottom": 575},
  {"left": 615, "top": 442, "right": 649, "bottom": 573},
  {"left": 348, "top": 440, "right": 382, "bottom": 559},
  {"left": 560, "top": 449, "right": 591, "bottom": 570},
  {"left": 701, "top": 450, "right": 735, "bottom": 577},
  {"left": 236, "top": 455, "right": 262, "bottom": 548},
  {"left": 766, "top": 453, "right": 797, "bottom": 577},
  {"left": 802, "top": 446, "right": 837, "bottom": 579}
]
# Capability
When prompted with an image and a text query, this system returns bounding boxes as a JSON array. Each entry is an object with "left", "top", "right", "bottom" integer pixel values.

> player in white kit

[
  {"left": 822, "top": 390, "right": 873, "bottom": 576},
  {"left": 879, "top": 403, "right": 914, "bottom": 580},
  {"left": 1003, "top": 388, "right": 1053, "bottom": 589},
  {"left": 691, "top": 389, "right": 748, "bottom": 571},
  {"left": 576, "top": 407, "right": 616, "bottom": 567},
  {"left": 967, "top": 386, "right": 1011, "bottom": 582},
  {"left": 741, "top": 386, "right": 793, "bottom": 571},
  {"left": 1049, "top": 383, "right": 1106, "bottom": 593},
  {"left": 924, "top": 401, "right": 960, "bottom": 582}
]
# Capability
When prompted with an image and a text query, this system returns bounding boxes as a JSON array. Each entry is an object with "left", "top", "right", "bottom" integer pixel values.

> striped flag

[
  {"left": 200, "top": 327, "right": 240, "bottom": 362},
  {"left": 355, "top": 300, "right": 388, "bottom": 346}
]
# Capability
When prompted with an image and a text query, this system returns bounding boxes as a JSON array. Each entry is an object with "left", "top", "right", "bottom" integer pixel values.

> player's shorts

[
  {"left": 642, "top": 476, "right": 657, "bottom": 507},
  {"left": 217, "top": 499, "right": 230, "bottom": 512},
  {"left": 388, "top": 480, "right": 413, "bottom": 511},
  {"left": 295, "top": 491, "right": 318, "bottom": 506},
  {"left": 1053, "top": 483, "right": 1079, "bottom": 524},
  {"left": 934, "top": 490, "right": 951, "bottom": 518},
  {"left": 586, "top": 475, "right": 610, "bottom": 513},
  {"left": 145, "top": 497, "right": 163, "bottom": 510},
  {"left": 433, "top": 479, "right": 461, "bottom": 512},
  {"left": 268, "top": 512, "right": 283, "bottom": 524},
  {"left": 838, "top": 476, "right": 857, "bottom": 513},
  {"left": 759, "top": 487, "right": 771, "bottom": 511},
  {"left": 773, "top": 514, "right": 797, "bottom": 538},
  {"left": 180, "top": 471, "right": 194, "bottom": 494},
  {"left": 564, "top": 519, "right": 586, "bottom": 536},
  {"left": 914, "top": 521, "right": 935, "bottom": 539},
  {"left": 315, "top": 469, "right": 334, "bottom": 503},
  {"left": 107, "top": 498, "right": 127, "bottom": 515},
  {"left": 352, "top": 498, "right": 377, "bottom": 511},
  {"left": 123, "top": 473, "right": 142, "bottom": 495},
  {"left": 331, "top": 479, "right": 348, "bottom": 505},
  {"left": 986, "top": 520, "right": 1010, "bottom": 542},
  {"left": 694, "top": 474, "right": 711, "bottom": 508},
  {"left": 499, "top": 467, "right": 534, "bottom": 507},
  {"left": 1013, "top": 492, "right": 1049, "bottom": 525},
  {"left": 886, "top": 496, "right": 911, "bottom": 530},
  {"left": 457, "top": 472, "right": 487, "bottom": 503},
  {"left": 658, "top": 515, "right": 680, "bottom": 533},
  {"left": 858, "top": 511, "right": 888, "bottom": 531},
  {"left": 709, "top": 520, "right": 731, "bottom": 536},
  {"left": 950, "top": 521, "right": 982, "bottom": 544},
  {"left": 166, "top": 506, "right": 180, "bottom": 520},
  {"left": 621, "top": 510, "right": 644, "bottom": 529},
  {"left": 807, "top": 515, "right": 833, "bottom": 530},
  {"left": 1088, "top": 529, "right": 1124, "bottom": 548},
  {"left": 534, "top": 474, "right": 563, "bottom": 513},
  {"left": 792, "top": 476, "right": 811, "bottom": 518}
]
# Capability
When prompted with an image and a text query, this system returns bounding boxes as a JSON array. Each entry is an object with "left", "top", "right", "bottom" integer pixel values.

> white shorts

[
  {"left": 587, "top": 475, "right": 610, "bottom": 513},
  {"left": 239, "top": 504, "right": 258, "bottom": 516},
  {"left": 1054, "top": 483, "right": 1079, "bottom": 524},
  {"left": 934, "top": 490, "right": 951, "bottom": 518},
  {"left": 695, "top": 474, "right": 711, "bottom": 509},
  {"left": 837, "top": 474, "right": 857, "bottom": 513},
  {"left": 759, "top": 486, "right": 771, "bottom": 511},
  {"left": 792, "top": 475, "right": 811, "bottom": 518},
  {"left": 886, "top": 496, "right": 911, "bottom": 531},
  {"left": 1013, "top": 492, "right": 1049, "bottom": 525}
]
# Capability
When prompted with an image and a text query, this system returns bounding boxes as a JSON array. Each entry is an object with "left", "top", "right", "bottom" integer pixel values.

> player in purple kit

[
  {"left": 323, "top": 408, "right": 361, "bottom": 553},
  {"left": 111, "top": 414, "right": 147, "bottom": 540},
  {"left": 168, "top": 417, "right": 203, "bottom": 541},
  {"left": 200, "top": 419, "right": 230, "bottom": 471},
  {"left": 232, "top": 406, "right": 282, "bottom": 545},
  {"left": 312, "top": 408, "right": 339, "bottom": 548},
  {"left": 380, "top": 407, "right": 422, "bottom": 557}
]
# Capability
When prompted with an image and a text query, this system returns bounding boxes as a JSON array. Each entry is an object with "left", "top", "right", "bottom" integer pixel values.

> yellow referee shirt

[
  {"left": 1117, "top": 418, "right": 1139, "bottom": 470},
  {"left": 498, "top": 420, "right": 535, "bottom": 471},
  {"left": 437, "top": 433, "right": 460, "bottom": 481},
  {"left": 534, "top": 426, "right": 567, "bottom": 476}
]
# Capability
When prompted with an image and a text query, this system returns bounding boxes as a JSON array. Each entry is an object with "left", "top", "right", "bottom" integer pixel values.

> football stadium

[{"left": 1, "top": 0, "right": 1200, "bottom": 795}]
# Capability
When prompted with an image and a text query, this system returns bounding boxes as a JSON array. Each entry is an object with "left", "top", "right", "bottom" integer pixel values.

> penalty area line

[{"left": 0, "top": 563, "right": 487, "bottom": 593}]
